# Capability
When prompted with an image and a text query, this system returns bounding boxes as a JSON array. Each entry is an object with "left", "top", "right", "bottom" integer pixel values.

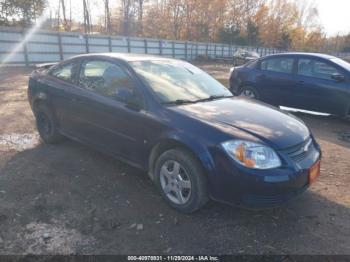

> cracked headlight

[{"left": 222, "top": 140, "right": 281, "bottom": 169}]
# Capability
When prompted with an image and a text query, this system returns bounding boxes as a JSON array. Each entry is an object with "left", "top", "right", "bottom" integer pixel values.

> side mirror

[
  {"left": 115, "top": 88, "right": 141, "bottom": 110},
  {"left": 331, "top": 73, "right": 345, "bottom": 82}
]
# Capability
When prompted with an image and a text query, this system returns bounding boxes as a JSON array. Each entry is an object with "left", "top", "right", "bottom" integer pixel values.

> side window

[
  {"left": 261, "top": 57, "right": 294, "bottom": 74},
  {"left": 78, "top": 60, "right": 137, "bottom": 100},
  {"left": 51, "top": 63, "right": 74, "bottom": 82},
  {"left": 298, "top": 59, "right": 339, "bottom": 80}
]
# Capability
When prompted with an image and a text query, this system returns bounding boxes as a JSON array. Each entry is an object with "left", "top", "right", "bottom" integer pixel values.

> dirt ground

[{"left": 0, "top": 63, "right": 350, "bottom": 255}]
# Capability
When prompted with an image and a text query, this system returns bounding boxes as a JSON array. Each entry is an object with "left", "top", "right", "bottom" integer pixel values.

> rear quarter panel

[
  {"left": 28, "top": 70, "right": 50, "bottom": 109},
  {"left": 230, "top": 67, "right": 257, "bottom": 94}
]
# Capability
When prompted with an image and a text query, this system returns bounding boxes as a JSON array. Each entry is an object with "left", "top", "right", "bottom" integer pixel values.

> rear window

[
  {"left": 261, "top": 57, "right": 294, "bottom": 74},
  {"left": 246, "top": 59, "right": 258, "bottom": 69},
  {"left": 50, "top": 62, "right": 75, "bottom": 82}
]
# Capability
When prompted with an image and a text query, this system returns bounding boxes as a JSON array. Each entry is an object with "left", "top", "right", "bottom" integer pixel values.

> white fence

[{"left": 0, "top": 26, "right": 285, "bottom": 66}]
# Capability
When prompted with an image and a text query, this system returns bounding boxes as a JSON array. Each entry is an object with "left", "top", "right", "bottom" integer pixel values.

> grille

[{"left": 282, "top": 137, "right": 314, "bottom": 163}]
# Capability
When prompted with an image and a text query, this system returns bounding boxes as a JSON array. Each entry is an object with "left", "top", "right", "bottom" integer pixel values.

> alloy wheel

[{"left": 159, "top": 160, "right": 192, "bottom": 205}]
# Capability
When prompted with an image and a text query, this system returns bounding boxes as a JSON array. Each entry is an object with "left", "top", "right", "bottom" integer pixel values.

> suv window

[
  {"left": 51, "top": 63, "right": 75, "bottom": 82},
  {"left": 78, "top": 60, "right": 136, "bottom": 99},
  {"left": 261, "top": 57, "right": 294, "bottom": 74},
  {"left": 298, "top": 59, "right": 339, "bottom": 80}
]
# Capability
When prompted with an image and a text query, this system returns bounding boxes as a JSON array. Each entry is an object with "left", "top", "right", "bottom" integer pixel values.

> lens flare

[{"left": 0, "top": 14, "right": 48, "bottom": 68}]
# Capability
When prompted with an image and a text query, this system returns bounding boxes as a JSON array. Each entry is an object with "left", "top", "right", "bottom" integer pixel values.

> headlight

[
  {"left": 229, "top": 67, "right": 235, "bottom": 74},
  {"left": 221, "top": 140, "right": 281, "bottom": 169}
]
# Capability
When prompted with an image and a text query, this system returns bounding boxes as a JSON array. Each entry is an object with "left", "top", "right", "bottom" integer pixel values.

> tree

[
  {"left": 246, "top": 19, "right": 259, "bottom": 46},
  {"left": 342, "top": 34, "right": 350, "bottom": 52},
  {"left": 218, "top": 25, "right": 245, "bottom": 45},
  {"left": 0, "top": 0, "right": 329, "bottom": 52},
  {"left": 0, "top": 0, "right": 47, "bottom": 26}
]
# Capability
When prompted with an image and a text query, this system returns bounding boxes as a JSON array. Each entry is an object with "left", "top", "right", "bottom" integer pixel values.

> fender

[
  {"left": 31, "top": 91, "right": 50, "bottom": 110},
  {"left": 148, "top": 130, "right": 216, "bottom": 180}
]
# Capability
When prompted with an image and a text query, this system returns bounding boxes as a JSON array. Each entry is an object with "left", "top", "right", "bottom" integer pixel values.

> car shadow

[{"left": 0, "top": 139, "right": 349, "bottom": 255}]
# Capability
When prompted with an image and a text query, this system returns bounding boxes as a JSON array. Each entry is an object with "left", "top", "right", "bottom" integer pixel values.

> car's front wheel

[
  {"left": 154, "top": 148, "right": 208, "bottom": 213},
  {"left": 34, "top": 103, "right": 64, "bottom": 144},
  {"left": 239, "top": 86, "right": 259, "bottom": 99}
]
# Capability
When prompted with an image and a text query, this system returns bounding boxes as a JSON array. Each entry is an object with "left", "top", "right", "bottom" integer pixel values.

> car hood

[{"left": 169, "top": 97, "right": 310, "bottom": 149}]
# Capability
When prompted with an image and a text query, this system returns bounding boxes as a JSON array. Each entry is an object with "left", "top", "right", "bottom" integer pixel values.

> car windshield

[
  {"left": 331, "top": 57, "right": 350, "bottom": 71},
  {"left": 130, "top": 60, "right": 232, "bottom": 104}
]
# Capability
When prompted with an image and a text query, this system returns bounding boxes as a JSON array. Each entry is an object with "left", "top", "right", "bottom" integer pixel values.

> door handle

[{"left": 297, "top": 80, "right": 305, "bottom": 85}]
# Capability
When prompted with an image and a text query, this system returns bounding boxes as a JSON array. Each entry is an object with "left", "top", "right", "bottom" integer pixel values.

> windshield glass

[
  {"left": 130, "top": 60, "right": 232, "bottom": 103},
  {"left": 331, "top": 57, "right": 350, "bottom": 71}
]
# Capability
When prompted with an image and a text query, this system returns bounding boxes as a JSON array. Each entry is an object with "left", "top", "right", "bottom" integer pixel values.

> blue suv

[{"left": 229, "top": 53, "right": 350, "bottom": 118}]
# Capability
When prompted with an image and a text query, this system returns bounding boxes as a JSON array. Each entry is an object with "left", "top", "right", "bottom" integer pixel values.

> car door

[
  {"left": 72, "top": 58, "right": 149, "bottom": 165},
  {"left": 294, "top": 57, "right": 350, "bottom": 115},
  {"left": 44, "top": 60, "right": 81, "bottom": 134},
  {"left": 255, "top": 56, "right": 297, "bottom": 107}
]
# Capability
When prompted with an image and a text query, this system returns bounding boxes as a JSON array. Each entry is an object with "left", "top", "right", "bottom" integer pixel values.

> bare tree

[
  {"left": 121, "top": 0, "right": 132, "bottom": 35},
  {"left": 104, "top": 0, "right": 111, "bottom": 33},
  {"left": 83, "top": 0, "right": 91, "bottom": 33},
  {"left": 60, "top": 0, "right": 69, "bottom": 30}
]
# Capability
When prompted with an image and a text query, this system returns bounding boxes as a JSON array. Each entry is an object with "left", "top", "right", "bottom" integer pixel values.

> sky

[
  {"left": 317, "top": 0, "right": 350, "bottom": 36},
  {"left": 46, "top": 0, "right": 350, "bottom": 37}
]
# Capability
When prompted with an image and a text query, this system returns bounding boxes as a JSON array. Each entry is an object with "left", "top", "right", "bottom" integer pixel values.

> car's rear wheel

[
  {"left": 34, "top": 103, "right": 64, "bottom": 144},
  {"left": 154, "top": 148, "right": 208, "bottom": 213},
  {"left": 239, "top": 86, "right": 259, "bottom": 99}
]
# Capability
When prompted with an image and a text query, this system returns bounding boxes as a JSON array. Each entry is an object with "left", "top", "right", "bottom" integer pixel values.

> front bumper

[{"left": 208, "top": 139, "right": 321, "bottom": 208}]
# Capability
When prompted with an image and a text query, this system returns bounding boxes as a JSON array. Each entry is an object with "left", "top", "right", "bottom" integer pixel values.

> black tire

[
  {"left": 154, "top": 148, "right": 208, "bottom": 213},
  {"left": 239, "top": 86, "right": 259, "bottom": 100},
  {"left": 34, "top": 103, "right": 64, "bottom": 144}
]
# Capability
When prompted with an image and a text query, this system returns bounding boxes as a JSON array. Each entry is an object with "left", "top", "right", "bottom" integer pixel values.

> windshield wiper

[
  {"left": 161, "top": 99, "right": 196, "bottom": 105},
  {"left": 195, "top": 94, "right": 233, "bottom": 102},
  {"left": 162, "top": 95, "right": 233, "bottom": 106}
]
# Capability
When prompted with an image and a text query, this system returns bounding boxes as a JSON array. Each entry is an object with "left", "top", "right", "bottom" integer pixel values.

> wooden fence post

[
  {"left": 127, "top": 37, "right": 131, "bottom": 53},
  {"left": 57, "top": 33, "right": 63, "bottom": 60},
  {"left": 172, "top": 41, "right": 175, "bottom": 58},
  {"left": 159, "top": 39, "right": 162, "bottom": 56},
  {"left": 144, "top": 39, "right": 148, "bottom": 54},
  {"left": 190, "top": 43, "right": 193, "bottom": 60},
  {"left": 85, "top": 34, "right": 89, "bottom": 53},
  {"left": 108, "top": 36, "right": 112, "bottom": 52},
  {"left": 22, "top": 30, "right": 29, "bottom": 66}
]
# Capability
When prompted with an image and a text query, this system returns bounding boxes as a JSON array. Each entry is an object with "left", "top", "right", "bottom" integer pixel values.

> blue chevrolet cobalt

[
  {"left": 28, "top": 53, "right": 321, "bottom": 213},
  {"left": 229, "top": 53, "right": 350, "bottom": 117}
]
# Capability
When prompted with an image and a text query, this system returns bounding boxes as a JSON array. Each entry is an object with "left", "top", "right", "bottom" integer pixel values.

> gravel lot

[{"left": 0, "top": 63, "right": 349, "bottom": 255}]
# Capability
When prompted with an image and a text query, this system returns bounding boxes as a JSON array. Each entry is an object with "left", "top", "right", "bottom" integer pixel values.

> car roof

[
  {"left": 264, "top": 52, "right": 336, "bottom": 60},
  {"left": 69, "top": 52, "right": 180, "bottom": 63}
]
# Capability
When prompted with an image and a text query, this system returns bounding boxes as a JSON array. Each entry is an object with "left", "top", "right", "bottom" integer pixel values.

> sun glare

[{"left": 0, "top": 14, "right": 48, "bottom": 68}]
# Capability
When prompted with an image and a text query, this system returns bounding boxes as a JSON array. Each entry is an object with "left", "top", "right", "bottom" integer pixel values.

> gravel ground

[{"left": 0, "top": 63, "right": 349, "bottom": 255}]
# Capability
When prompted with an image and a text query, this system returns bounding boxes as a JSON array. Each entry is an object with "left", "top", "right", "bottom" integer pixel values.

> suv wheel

[
  {"left": 34, "top": 104, "right": 64, "bottom": 144},
  {"left": 154, "top": 148, "right": 208, "bottom": 213}
]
